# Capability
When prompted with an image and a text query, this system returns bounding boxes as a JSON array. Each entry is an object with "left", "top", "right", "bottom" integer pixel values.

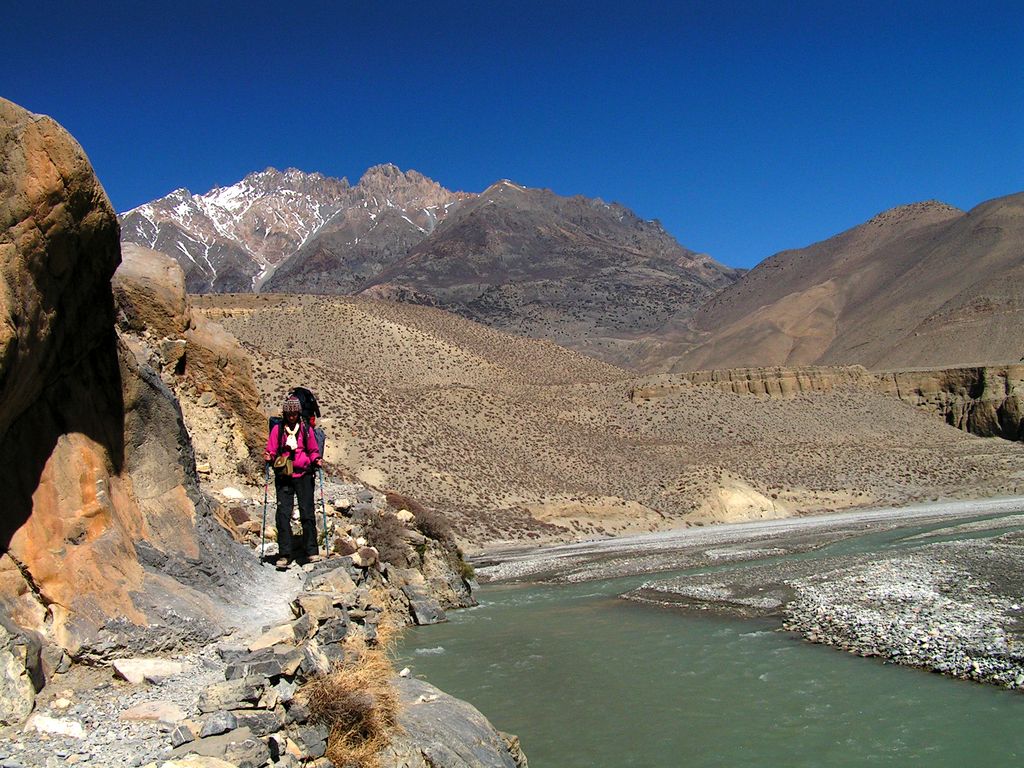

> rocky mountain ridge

[
  {"left": 120, "top": 165, "right": 469, "bottom": 294},
  {"left": 121, "top": 168, "right": 739, "bottom": 368},
  {"left": 362, "top": 179, "right": 739, "bottom": 365}
]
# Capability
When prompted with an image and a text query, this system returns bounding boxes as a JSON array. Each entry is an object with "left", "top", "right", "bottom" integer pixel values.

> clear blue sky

[{"left": 5, "top": 1, "right": 1022, "bottom": 269}]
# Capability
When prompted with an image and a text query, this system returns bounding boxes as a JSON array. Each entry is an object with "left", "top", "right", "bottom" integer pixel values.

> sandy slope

[
  {"left": 194, "top": 294, "right": 1024, "bottom": 547},
  {"left": 664, "top": 193, "right": 1024, "bottom": 372}
]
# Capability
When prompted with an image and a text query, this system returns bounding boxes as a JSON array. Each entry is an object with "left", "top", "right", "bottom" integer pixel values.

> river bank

[{"left": 476, "top": 497, "right": 1024, "bottom": 689}]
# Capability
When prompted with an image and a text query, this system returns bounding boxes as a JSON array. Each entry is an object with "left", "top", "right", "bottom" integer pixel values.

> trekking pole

[
  {"left": 260, "top": 461, "right": 270, "bottom": 563},
  {"left": 318, "top": 464, "right": 330, "bottom": 554}
]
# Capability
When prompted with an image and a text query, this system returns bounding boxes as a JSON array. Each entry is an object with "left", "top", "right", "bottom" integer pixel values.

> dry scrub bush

[
  {"left": 302, "top": 625, "right": 402, "bottom": 768},
  {"left": 414, "top": 505, "right": 456, "bottom": 546},
  {"left": 384, "top": 490, "right": 425, "bottom": 516},
  {"left": 361, "top": 510, "right": 410, "bottom": 567},
  {"left": 458, "top": 555, "right": 475, "bottom": 581},
  {"left": 384, "top": 490, "right": 454, "bottom": 545}
]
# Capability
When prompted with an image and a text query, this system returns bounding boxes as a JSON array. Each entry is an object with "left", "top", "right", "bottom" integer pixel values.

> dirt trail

[{"left": 1, "top": 550, "right": 307, "bottom": 768}]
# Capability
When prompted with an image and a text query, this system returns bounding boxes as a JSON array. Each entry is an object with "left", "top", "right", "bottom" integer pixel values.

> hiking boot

[
  {"left": 274, "top": 557, "right": 290, "bottom": 569},
  {"left": 306, "top": 554, "right": 323, "bottom": 563}
]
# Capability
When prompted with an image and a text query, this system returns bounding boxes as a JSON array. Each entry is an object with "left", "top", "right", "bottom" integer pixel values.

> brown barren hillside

[
  {"left": 361, "top": 180, "right": 738, "bottom": 368},
  {"left": 194, "top": 295, "right": 1024, "bottom": 548},
  {"left": 661, "top": 193, "right": 1024, "bottom": 373}
]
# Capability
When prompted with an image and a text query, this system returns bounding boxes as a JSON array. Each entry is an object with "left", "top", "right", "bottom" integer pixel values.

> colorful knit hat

[{"left": 282, "top": 396, "right": 302, "bottom": 415}]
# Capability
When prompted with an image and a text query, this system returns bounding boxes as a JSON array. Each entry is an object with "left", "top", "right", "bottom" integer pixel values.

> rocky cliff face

[
  {"left": 636, "top": 362, "right": 1024, "bottom": 444},
  {"left": 630, "top": 366, "right": 877, "bottom": 401},
  {"left": 0, "top": 99, "right": 255, "bottom": 721},
  {"left": 877, "top": 366, "right": 1024, "bottom": 441}
]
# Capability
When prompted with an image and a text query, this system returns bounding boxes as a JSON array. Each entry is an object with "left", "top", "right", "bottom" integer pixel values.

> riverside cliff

[
  {"left": 875, "top": 365, "right": 1024, "bottom": 441},
  {"left": 647, "top": 364, "right": 1024, "bottom": 443},
  {"left": 0, "top": 97, "right": 251, "bottom": 670}
]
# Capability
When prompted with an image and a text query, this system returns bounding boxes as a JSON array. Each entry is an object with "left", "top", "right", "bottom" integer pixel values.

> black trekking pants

[{"left": 275, "top": 471, "right": 317, "bottom": 560}]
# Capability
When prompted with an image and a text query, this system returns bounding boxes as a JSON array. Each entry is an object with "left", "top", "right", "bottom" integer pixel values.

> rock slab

[
  {"left": 380, "top": 678, "right": 524, "bottom": 768},
  {"left": 114, "top": 657, "right": 185, "bottom": 684}
]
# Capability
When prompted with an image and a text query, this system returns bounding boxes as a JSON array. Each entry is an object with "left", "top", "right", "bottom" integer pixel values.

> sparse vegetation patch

[{"left": 360, "top": 508, "right": 411, "bottom": 567}]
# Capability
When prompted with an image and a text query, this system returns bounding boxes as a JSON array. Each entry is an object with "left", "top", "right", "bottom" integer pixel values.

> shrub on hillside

[
  {"left": 415, "top": 506, "right": 455, "bottom": 546},
  {"left": 384, "top": 490, "right": 426, "bottom": 516},
  {"left": 384, "top": 490, "right": 454, "bottom": 545},
  {"left": 360, "top": 510, "right": 410, "bottom": 567}
]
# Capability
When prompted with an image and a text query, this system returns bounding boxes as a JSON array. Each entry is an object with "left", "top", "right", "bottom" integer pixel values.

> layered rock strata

[
  {"left": 629, "top": 365, "right": 876, "bottom": 401},
  {"left": 876, "top": 365, "right": 1024, "bottom": 441},
  {"left": 635, "top": 364, "right": 1024, "bottom": 444}
]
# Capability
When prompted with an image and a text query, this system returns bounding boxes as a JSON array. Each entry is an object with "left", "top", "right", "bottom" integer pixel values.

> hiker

[{"left": 264, "top": 395, "right": 322, "bottom": 567}]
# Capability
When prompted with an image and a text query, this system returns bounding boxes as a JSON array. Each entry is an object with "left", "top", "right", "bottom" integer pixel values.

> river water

[{"left": 397, "top": 514, "right": 1024, "bottom": 766}]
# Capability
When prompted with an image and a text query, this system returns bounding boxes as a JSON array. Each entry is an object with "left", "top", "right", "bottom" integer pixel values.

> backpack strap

[
  {"left": 276, "top": 422, "right": 287, "bottom": 455},
  {"left": 297, "top": 421, "right": 312, "bottom": 455}
]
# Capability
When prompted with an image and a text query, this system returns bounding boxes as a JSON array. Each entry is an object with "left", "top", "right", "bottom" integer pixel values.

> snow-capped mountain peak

[{"left": 119, "top": 166, "right": 466, "bottom": 293}]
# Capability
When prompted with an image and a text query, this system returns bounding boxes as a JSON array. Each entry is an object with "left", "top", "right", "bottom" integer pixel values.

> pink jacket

[{"left": 267, "top": 422, "right": 320, "bottom": 478}]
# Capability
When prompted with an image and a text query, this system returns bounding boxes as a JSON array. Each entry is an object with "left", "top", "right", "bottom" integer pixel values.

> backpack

[{"left": 288, "top": 386, "right": 321, "bottom": 424}]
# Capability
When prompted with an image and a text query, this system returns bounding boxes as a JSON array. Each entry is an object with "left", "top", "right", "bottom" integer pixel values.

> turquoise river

[{"left": 397, "top": 514, "right": 1024, "bottom": 766}]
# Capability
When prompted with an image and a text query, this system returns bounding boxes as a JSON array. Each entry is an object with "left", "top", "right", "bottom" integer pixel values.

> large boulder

[
  {"left": 0, "top": 97, "right": 121, "bottom": 551},
  {"left": 0, "top": 98, "right": 253, "bottom": 673},
  {"left": 0, "top": 99, "right": 121, "bottom": 441},
  {"left": 114, "top": 242, "right": 192, "bottom": 338},
  {"left": 114, "top": 245, "right": 267, "bottom": 479}
]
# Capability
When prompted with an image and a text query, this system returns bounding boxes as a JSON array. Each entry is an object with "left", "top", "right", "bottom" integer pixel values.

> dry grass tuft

[{"left": 301, "top": 627, "right": 403, "bottom": 768}]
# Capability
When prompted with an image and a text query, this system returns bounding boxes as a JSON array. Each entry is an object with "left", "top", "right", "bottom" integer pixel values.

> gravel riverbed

[{"left": 782, "top": 534, "right": 1024, "bottom": 688}]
